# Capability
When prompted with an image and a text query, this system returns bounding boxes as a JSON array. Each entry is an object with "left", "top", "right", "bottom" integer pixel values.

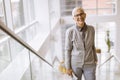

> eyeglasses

[{"left": 74, "top": 13, "right": 85, "bottom": 17}]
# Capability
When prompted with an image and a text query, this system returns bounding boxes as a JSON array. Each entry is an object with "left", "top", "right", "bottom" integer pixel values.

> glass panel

[
  {"left": 18, "top": 30, "right": 27, "bottom": 42},
  {"left": 65, "top": 1, "right": 75, "bottom": 10},
  {"left": 5, "top": 48, "right": 30, "bottom": 80},
  {"left": 10, "top": 38, "right": 24, "bottom": 59},
  {"left": 83, "top": 0, "right": 97, "bottom": 9},
  {"left": 11, "top": 0, "right": 25, "bottom": 30},
  {"left": 0, "top": 0, "right": 5, "bottom": 23},
  {"left": 30, "top": 54, "right": 42, "bottom": 80},
  {"left": 30, "top": 53, "right": 54, "bottom": 80},
  {"left": 98, "top": 9, "right": 114, "bottom": 15},
  {"left": 61, "top": 11, "right": 72, "bottom": 16},
  {"left": 21, "top": 66, "right": 32, "bottom": 80},
  {"left": 61, "top": 0, "right": 82, "bottom": 16},
  {"left": 50, "top": 26, "right": 63, "bottom": 66},
  {"left": 85, "top": 9, "right": 96, "bottom": 15},
  {"left": 49, "top": 0, "right": 60, "bottom": 28},
  {"left": 61, "top": 0, "right": 117, "bottom": 16},
  {"left": 34, "top": 23, "right": 40, "bottom": 36},
  {"left": 0, "top": 41, "right": 11, "bottom": 73},
  {"left": 25, "top": 25, "right": 36, "bottom": 42},
  {"left": 26, "top": 0, "right": 35, "bottom": 22},
  {"left": 98, "top": 0, "right": 116, "bottom": 15},
  {"left": 0, "top": 29, "right": 7, "bottom": 39},
  {"left": 0, "top": 1, "right": 6, "bottom": 39},
  {"left": 0, "top": 39, "right": 31, "bottom": 80},
  {"left": 97, "top": 56, "right": 120, "bottom": 80},
  {"left": 83, "top": 0, "right": 97, "bottom": 15},
  {"left": 0, "top": 28, "right": 32, "bottom": 80}
]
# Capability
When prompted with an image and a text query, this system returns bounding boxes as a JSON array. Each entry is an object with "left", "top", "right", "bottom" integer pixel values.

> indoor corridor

[
  {"left": 1, "top": 22, "right": 120, "bottom": 80},
  {"left": 0, "top": 0, "right": 120, "bottom": 80}
]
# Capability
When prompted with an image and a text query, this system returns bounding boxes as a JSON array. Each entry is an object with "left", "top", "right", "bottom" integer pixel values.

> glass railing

[
  {"left": 96, "top": 53, "right": 120, "bottom": 80},
  {"left": 0, "top": 20, "right": 54, "bottom": 80},
  {"left": 0, "top": 19, "right": 65, "bottom": 80},
  {"left": 0, "top": 20, "right": 52, "bottom": 67}
]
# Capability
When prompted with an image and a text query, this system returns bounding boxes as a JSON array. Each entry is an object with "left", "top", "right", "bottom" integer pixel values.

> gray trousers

[{"left": 72, "top": 64, "right": 97, "bottom": 80}]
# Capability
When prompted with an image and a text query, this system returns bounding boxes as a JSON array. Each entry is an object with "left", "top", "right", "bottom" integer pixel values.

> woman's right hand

[{"left": 66, "top": 69, "right": 73, "bottom": 76}]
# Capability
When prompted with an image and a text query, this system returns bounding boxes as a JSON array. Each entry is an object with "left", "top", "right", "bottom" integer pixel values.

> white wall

[{"left": 115, "top": 0, "right": 120, "bottom": 61}]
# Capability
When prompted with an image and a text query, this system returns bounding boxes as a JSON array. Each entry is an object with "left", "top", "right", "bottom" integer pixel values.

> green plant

[{"left": 105, "top": 30, "right": 111, "bottom": 53}]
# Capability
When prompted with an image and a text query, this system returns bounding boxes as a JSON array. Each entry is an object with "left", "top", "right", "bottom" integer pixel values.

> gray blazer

[{"left": 65, "top": 24, "right": 97, "bottom": 69}]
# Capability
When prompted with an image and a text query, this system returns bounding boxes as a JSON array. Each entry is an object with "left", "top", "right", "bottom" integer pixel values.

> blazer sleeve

[{"left": 64, "top": 29, "right": 73, "bottom": 69}]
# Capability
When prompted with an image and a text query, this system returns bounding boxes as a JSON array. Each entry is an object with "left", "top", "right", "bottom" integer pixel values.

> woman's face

[{"left": 73, "top": 9, "right": 86, "bottom": 27}]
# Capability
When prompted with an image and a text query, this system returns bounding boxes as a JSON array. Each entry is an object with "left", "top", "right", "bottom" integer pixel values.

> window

[
  {"left": 26, "top": 0, "right": 35, "bottom": 22},
  {"left": 98, "top": 0, "right": 116, "bottom": 15},
  {"left": 0, "top": 0, "right": 6, "bottom": 38},
  {"left": 49, "top": 0, "right": 60, "bottom": 27},
  {"left": 94, "top": 22, "right": 116, "bottom": 53},
  {"left": 61, "top": 0, "right": 117, "bottom": 16},
  {"left": 83, "top": 0, "right": 97, "bottom": 15},
  {"left": 61, "top": 0, "right": 82, "bottom": 16},
  {"left": 0, "top": 0, "right": 5, "bottom": 23},
  {"left": 11, "top": 0, "right": 35, "bottom": 30},
  {"left": 11, "top": 0, "right": 25, "bottom": 30},
  {"left": 10, "top": 38, "right": 24, "bottom": 59}
]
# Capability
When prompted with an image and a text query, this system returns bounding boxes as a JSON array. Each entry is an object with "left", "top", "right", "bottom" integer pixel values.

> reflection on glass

[
  {"left": 0, "top": 41, "right": 11, "bottom": 73},
  {"left": 11, "top": 0, "right": 25, "bottom": 30}
]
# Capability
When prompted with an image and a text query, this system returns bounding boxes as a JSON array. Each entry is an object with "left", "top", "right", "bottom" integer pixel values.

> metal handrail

[
  {"left": 98, "top": 54, "right": 120, "bottom": 68},
  {"left": 0, "top": 20, "right": 38, "bottom": 44},
  {"left": 0, "top": 21, "right": 53, "bottom": 67}
]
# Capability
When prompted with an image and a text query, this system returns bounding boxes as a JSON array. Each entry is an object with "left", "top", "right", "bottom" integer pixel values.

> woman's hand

[{"left": 66, "top": 69, "right": 73, "bottom": 76}]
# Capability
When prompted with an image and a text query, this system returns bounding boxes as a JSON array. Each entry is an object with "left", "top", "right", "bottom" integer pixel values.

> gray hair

[{"left": 72, "top": 7, "right": 85, "bottom": 17}]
